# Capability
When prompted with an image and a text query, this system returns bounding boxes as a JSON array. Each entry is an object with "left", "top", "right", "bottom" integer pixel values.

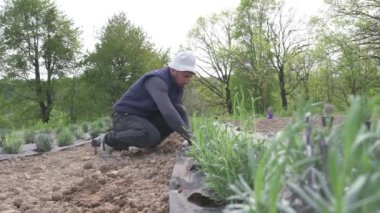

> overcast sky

[{"left": 54, "top": 0, "right": 325, "bottom": 55}]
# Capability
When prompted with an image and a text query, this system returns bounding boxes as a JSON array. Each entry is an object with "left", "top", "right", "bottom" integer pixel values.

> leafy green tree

[
  {"left": 309, "top": 15, "right": 380, "bottom": 108},
  {"left": 83, "top": 12, "right": 169, "bottom": 115},
  {"left": 0, "top": 0, "right": 80, "bottom": 123},
  {"left": 265, "top": 4, "right": 310, "bottom": 111},
  {"left": 287, "top": 50, "right": 316, "bottom": 102},
  {"left": 188, "top": 10, "right": 238, "bottom": 114},
  {"left": 234, "top": 0, "right": 278, "bottom": 113},
  {"left": 325, "top": 0, "right": 380, "bottom": 60}
]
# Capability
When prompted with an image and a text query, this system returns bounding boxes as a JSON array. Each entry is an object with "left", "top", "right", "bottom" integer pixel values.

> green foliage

[
  {"left": 325, "top": 0, "right": 379, "bottom": 59},
  {"left": 0, "top": 129, "right": 11, "bottom": 147},
  {"left": 188, "top": 11, "right": 237, "bottom": 114},
  {"left": 184, "top": 78, "right": 225, "bottom": 115},
  {"left": 88, "top": 117, "right": 110, "bottom": 139},
  {"left": 89, "top": 128, "right": 102, "bottom": 139},
  {"left": 83, "top": 12, "right": 169, "bottom": 116},
  {"left": 189, "top": 109, "right": 268, "bottom": 201},
  {"left": 225, "top": 96, "right": 380, "bottom": 212},
  {"left": 34, "top": 121, "right": 53, "bottom": 134},
  {"left": 56, "top": 128, "right": 74, "bottom": 147},
  {"left": 2, "top": 131, "right": 24, "bottom": 154},
  {"left": 0, "top": 0, "right": 80, "bottom": 123},
  {"left": 81, "top": 122, "right": 90, "bottom": 133},
  {"left": 73, "top": 127, "right": 85, "bottom": 140},
  {"left": 35, "top": 133, "right": 52, "bottom": 152},
  {"left": 23, "top": 130, "right": 36, "bottom": 144},
  {"left": 49, "top": 108, "right": 69, "bottom": 129},
  {"left": 0, "top": 116, "right": 13, "bottom": 129},
  {"left": 70, "top": 125, "right": 85, "bottom": 139}
]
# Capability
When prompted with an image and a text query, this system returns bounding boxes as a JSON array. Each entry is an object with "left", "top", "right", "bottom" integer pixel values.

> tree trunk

[
  {"left": 225, "top": 84, "right": 233, "bottom": 114},
  {"left": 35, "top": 60, "right": 49, "bottom": 123},
  {"left": 278, "top": 66, "right": 288, "bottom": 111},
  {"left": 224, "top": 81, "right": 234, "bottom": 115},
  {"left": 70, "top": 77, "right": 76, "bottom": 123}
]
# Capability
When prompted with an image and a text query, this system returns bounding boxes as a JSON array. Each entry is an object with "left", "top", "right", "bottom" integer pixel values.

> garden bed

[{"left": 0, "top": 117, "right": 290, "bottom": 212}]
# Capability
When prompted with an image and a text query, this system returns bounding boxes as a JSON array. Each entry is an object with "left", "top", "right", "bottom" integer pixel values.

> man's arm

[{"left": 144, "top": 77, "right": 191, "bottom": 141}]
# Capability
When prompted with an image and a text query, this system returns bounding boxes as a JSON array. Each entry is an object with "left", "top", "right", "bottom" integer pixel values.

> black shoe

[{"left": 91, "top": 134, "right": 114, "bottom": 157}]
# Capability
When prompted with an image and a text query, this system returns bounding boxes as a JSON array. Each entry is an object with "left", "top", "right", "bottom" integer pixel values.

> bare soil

[{"left": 0, "top": 118, "right": 291, "bottom": 213}]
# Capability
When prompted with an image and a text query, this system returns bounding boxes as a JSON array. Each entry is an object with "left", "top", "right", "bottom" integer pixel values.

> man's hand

[{"left": 177, "top": 125, "right": 193, "bottom": 145}]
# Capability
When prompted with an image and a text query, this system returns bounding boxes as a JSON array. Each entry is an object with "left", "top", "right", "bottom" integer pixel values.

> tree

[
  {"left": 188, "top": 10, "right": 238, "bottom": 114},
  {"left": 326, "top": 0, "right": 380, "bottom": 60},
  {"left": 265, "top": 4, "right": 309, "bottom": 110},
  {"left": 287, "top": 50, "right": 316, "bottom": 101},
  {"left": 309, "top": 13, "right": 380, "bottom": 108},
  {"left": 83, "top": 12, "right": 169, "bottom": 115},
  {"left": 0, "top": 0, "right": 80, "bottom": 123},
  {"left": 234, "top": 0, "right": 278, "bottom": 113}
]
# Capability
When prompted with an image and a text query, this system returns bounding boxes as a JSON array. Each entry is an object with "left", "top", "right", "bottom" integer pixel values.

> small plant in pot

[{"left": 321, "top": 103, "right": 334, "bottom": 128}]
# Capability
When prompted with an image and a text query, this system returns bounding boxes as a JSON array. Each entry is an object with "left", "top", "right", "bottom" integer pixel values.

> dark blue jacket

[{"left": 113, "top": 67, "right": 183, "bottom": 117}]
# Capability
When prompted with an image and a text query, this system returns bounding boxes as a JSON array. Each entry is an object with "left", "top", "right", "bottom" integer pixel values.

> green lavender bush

[
  {"left": 24, "top": 130, "right": 36, "bottom": 144},
  {"left": 2, "top": 131, "right": 24, "bottom": 154},
  {"left": 225, "top": 97, "right": 380, "bottom": 213},
  {"left": 0, "top": 129, "right": 11, "bottom": 147},
  {"left": 35, "top": 133, "right": 53, "bottom": 152},
  {"left": 188, "top": 93, "right": 267, "bottom": 201},
  {"left": 82, "top": 122, "right": 90, "bottom": 133},
  {"left": 56, "top": 128, "right": 74, "bottom": 147}
]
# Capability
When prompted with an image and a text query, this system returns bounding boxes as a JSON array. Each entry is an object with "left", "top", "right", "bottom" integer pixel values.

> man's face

[{"left": 171, "top": 70, "right": 194, "bottom": 87}]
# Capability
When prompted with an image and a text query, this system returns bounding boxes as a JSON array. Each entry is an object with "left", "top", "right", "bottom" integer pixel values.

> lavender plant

[
  {"left": 35, "top": 133, "right": 53, "bottom": 152},
  {"left": 56, "top": 128, "right": 74, "bottom": 147},
  {"left": 225, "top": 97, "right": 380, "bottom": 213},
  {"left": 2, "top": 131, "right": 24, "bottom": 154},
  {"left": 188, "top": 93, "right": 267, "bottom": 202}
]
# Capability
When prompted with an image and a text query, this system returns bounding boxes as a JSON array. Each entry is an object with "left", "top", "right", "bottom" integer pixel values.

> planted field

[
  {"left": 0, "top": 118, "right": 287, "bottom": 212},
  {"left": 1, "top": 99, "right": 379, "bottom": 212}
]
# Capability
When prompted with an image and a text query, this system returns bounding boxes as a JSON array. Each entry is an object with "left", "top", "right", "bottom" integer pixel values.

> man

[{"left": 91, "top": 51, "right": 195, "bottom": 156}]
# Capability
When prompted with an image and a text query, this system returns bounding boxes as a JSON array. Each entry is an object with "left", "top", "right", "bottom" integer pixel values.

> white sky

[{"left": 54, "top": 0, "right": 325, "bottom": 55}]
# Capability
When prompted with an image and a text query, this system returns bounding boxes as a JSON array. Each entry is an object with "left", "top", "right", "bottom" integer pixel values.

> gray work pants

[{"left": 105, "top": 105, "right": 188, "bottom": 149}]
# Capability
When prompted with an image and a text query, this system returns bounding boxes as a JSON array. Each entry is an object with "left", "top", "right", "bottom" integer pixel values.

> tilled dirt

[
  {"left": 0, "top": 118, "right": 292, "bottom": 213},
  {"left": 0, "top": 134, "right": 188, "bottom": 213}
]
